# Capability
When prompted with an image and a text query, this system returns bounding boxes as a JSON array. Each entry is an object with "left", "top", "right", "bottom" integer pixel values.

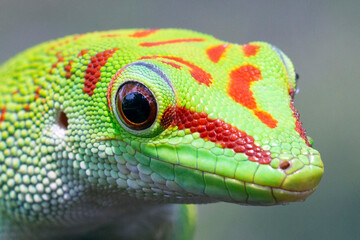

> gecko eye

[
  {"left": 111, "top": 60, "right": 177, "bottom": 137},
  {"left": 116, "top": 81, "right": 157, "bottom": 130},
  {"left": 294, "top": 73, "right": 300, "bottom": 95},
  {"left": 295, "top": 73, "right": 299, "bottom": 82}
]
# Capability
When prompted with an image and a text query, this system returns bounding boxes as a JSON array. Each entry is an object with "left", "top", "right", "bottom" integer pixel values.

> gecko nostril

[
  {"left": 58, "top": 111, "right": 68, "bottom": 129},
  {"left": 279, "top": 161, "right": 290, "bottom": 170}
]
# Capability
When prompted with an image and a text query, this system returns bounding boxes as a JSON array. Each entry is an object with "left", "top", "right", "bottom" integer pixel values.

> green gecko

[{"left": 0, "top": 29, "right": 323, "bottom": 239}]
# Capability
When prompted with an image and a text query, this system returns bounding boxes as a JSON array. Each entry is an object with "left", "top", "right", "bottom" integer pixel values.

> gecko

[{"left": 0, "top": 29, "right": 323, "bottom": 240}]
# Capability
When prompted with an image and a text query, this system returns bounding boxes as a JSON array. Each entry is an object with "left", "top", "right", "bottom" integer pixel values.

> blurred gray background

[{"left": 1, "top": 0, "right": 359, "bottom": 239}]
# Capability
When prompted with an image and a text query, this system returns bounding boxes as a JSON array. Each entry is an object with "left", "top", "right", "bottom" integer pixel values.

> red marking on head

[
  {"left": 289, "top": 92, "right": 311, "bottom": 147},
  {"left": 140, "top": 56, "right": 213, "bottom": 86},
  {"left": 172, "top": 106, "right": 272, "bottom": 164},
  {"left": 242, "top": 44, "right": 260, "bottom": 57},
  {"left": 48, "top": 35, "right": 85, "bottom": 53},
  {"left": 254, "top": 110, "right": 278, "bottom": 128},
  {"left": 50, "top": 52, "right": 64, "bottom": 74},
  {"left": 34, "top": 86, "right": 41, "bottom": 100},
  {"left": 206, "top": 44, "right": 228, "bottom": 63},
  {"left": 83, "top": 48, "right": 119, "bottom": 96},
  {"left": 160, "top": 60, "right": 182, "bottom": 69},
  {"left": 12, "top": 90, "right": 19, "bottom": 95},
  {"left": 59, "top": 39, "right": 70, "bottom": 47},
  {"left": 49, "top": 39, "right": 70, "bottom": 51},
  {"left": 228, "top": 65, "right": 277, "bottom": 128},
  {"left": 140, "top": 38, "right": 204, "bottom": 47},
  {"left": 25, "top": 104, "right": 30, "bottom": 112},
  {"left": 72, "top": 34, "right": 85, "bottom": 41},
  {"left": 0, "top": 106, "right": 6, "bottom": 123},
  {"left": 228, "top": 65, "right": 261, "bottom": 109},
  {"left": 65, "top": 50, "right": 89, "bottom": 79},
  {"left": 49, "top": 40, "right": 69, "bottom": 51},
  {"left": 64, "top": 60, "right": 73, "bottom": 79},
  {"left": 77, "top": 49, "right": 89, "bottom": 57},
  {"left": 129, "top": 29, "right": 158, "bottom": 38},
  {"left": 101, "top": 34, "right": 123, "bottom": 38}
]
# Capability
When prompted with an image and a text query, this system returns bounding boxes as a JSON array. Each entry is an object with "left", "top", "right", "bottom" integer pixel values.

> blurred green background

[{"left": 1, "top": 0, "right": 359, "bottom": 239}]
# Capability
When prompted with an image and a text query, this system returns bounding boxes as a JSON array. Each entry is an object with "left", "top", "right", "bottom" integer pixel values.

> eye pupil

[
  {"left": 116, "top": 81, "right": 157, "bottom": 131},
  {"left": 122, "top": 92, "right": 150, "bottom": 124}
]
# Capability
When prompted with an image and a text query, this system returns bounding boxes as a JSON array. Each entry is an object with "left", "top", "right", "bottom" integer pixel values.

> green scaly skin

[{"left": 0, "top": 29, "right": 323, "bottom": 239}]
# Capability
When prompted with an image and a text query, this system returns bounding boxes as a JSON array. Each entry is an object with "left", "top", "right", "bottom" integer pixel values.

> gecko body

[{"left": 0, "top": 29, "right": 323, "bottom": 239}]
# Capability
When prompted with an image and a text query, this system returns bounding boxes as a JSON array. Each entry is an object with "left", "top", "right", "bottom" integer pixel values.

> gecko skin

[{"left": 0, "top": 29, "right": 323, "bottom": 239}]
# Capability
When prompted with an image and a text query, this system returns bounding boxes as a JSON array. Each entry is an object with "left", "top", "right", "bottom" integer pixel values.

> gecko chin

[
  {"left": 205, "top": 180, "right": 319, "bottom": 206},
  {"left": 170, "top": 169, "right": 321, "bottom": 206}
]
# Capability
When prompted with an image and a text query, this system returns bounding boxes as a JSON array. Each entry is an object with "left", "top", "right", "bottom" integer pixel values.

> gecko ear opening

[{"left": 58, "top": 111, "right": 68, "bottom": 129}]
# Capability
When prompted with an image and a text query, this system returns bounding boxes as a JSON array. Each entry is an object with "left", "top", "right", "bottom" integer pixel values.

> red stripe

[
  {"left": 228, "top": 65, "right": 277, "bottom": 128},
  {"left": 140, "top": 56, "right": 213, "bottom": 86},
  {"left": 160, "top": 60, "right": 182, "bottom": 69},
  {"left": 289, "top": 91, "right": 311, "bottom": 147},
  {"left": 140, "top": 38, "right": 204, "bottom": 47},
  {"left": 34, "top": 86, "right": 42, "bottom": 100},
  {"left": 83, "top": 48, "right": 119, "bottom": 96},
  {"left": 0, "top": 106, "right": 6, "bottom": 122},
  {"left": 129, "top": 29, "right": 158, "bottom": 38},
  {"left": 64, "top": 60, "right": 73, "bottom": 79},
  {"left": 50, "top": 52, "right": 64, "bottom": 74},
  {"left": 101, "top": 34, "right": 123, "bottom": 38},
  {"left": 254, "top": 110, "right": 278, "bottom": 129},
  {"left": 172, "top": 106, "right": 272, "bottom": 164}
]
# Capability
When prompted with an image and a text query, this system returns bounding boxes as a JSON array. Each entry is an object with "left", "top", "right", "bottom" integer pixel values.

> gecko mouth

[{"left": 168, "top": 162, "right": 322, "bottom": 206}]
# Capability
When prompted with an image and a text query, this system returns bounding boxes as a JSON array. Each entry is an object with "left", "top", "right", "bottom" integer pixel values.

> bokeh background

[{"left": 1, "top": 0, "right": 359, "bottom": 239}]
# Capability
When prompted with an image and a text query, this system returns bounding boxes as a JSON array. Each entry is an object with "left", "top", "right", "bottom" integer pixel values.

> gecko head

[
  {"left": 80, "top": 34, "right": 323, "bottom": 205},
  {"left": 102, "top": 44, "right": 323, "bottom": 205}
]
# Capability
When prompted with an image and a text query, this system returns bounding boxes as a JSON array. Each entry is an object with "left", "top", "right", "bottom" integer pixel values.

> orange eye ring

[{"left": 116, "top": 81, "right": 158, "bottom": 130}]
